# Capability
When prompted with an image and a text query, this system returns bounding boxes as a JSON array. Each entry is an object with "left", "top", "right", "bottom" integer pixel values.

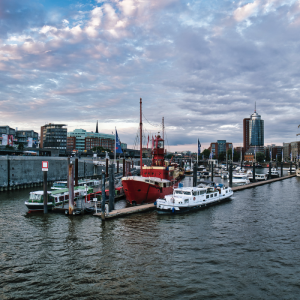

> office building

[
  {"left": 243, "top": 105, "right": 264, "bottom": 152},
  {"left": 40, "top": 123, "right": 67, "bottom": 155},
  {"left": 209, "top": 140, "right": 233, "bottom": 159}
]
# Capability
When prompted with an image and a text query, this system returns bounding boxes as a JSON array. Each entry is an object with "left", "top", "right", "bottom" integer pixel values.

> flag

[
  {"left": 115, "top": 130, "right": 123, "bottom": 154},
  {"left": 232, "top": 145, "right": 234, "bottom": 160},
  {"left": 290, "top": 152, "right": 292, "bottom": 160},
  {"left": 198, "top": 139, "right": 201, "bottom": 156},
  {"left": 270, "top": 150, "right": 272, "bottom": 160}
]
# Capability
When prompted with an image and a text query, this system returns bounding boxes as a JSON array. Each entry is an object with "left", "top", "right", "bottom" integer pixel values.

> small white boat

[
  {"left": 248, "top": 173, "right": 268, "bottom": 182},
  {"left": 235, "top": 167, "right": 246, "bottom": 173},
  {"left": 230, "top": 173, "right": 250, "bottom": 185},
  {"left": 220, "top": 171, "right": 229, "bottom": 179},
  {"left": 156, "top": 183, "right": 233, "bottom": 214},
  {"left": 269, "top": 168, "right": 280, "bottom": 178},
  {"left": 296, "top": 168, "right": 300, "bottom": 177}
]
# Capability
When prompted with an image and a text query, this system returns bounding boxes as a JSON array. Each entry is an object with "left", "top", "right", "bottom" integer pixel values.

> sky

[{"left": 1, "top": 0, "right": 300, "bottom": 152}]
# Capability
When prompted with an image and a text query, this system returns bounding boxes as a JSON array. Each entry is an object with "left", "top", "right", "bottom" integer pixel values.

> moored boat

[
  {"left": 156, "top": 183, "right": 233, "bottom": 214},
  {"left": 122, "top": 135, "right": 184, "bottom": 205},
  {"left": 25, "top": 186, "right": 94, "bottom": 212},
  {"left": 51, "top": 179, "right": 100, "bottom": 190},
  {"left": 230, "top": 173, "right": 250, "bottom": 185}
]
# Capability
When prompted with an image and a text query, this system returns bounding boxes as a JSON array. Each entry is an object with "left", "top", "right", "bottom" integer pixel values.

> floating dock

[{"left": 94, "top": 174, "right": 297, "bottom": 220}]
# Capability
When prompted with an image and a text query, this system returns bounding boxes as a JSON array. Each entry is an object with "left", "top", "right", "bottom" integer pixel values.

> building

[
  {"left": 209, "top": 140, "right": 233, "bottom": 159},
  {"left": 40, "top": 123, "right": 67, "bottom": 155},
  {"left": 15, "top": 130, "right": 39, "bottom": 147},
  {"left": 68, "top": 129, "right": 115, "bottom": 152},
  {"left": 243, "top": 105, "right": 264, "bottom": 152},
  {"left": 67, "top": 136, "right": 76, "bottom": 153},
  {"left": 243, "top": 118, "right": 250, "bottom": 152},
  {"left": 265, "top": 144, "right": 283, "bottom": 161},
  {"left": 0, "top": 126, "right": 16, "bottom": 146},
  {"left": 244, "top": 148, "right": 255, "bottom": 162},
  {"left": 283, "top": 143, "right": 291, "bottom": 161}
]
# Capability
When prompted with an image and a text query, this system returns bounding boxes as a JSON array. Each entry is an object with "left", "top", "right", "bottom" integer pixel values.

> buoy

[{"left": 172, "top": 207, "right": 175, "bottom": 213}]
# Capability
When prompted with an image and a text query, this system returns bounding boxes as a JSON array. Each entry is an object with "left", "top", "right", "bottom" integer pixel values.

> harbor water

[{"left": 1, "top": 175, "right": 300, "bottom": 299}]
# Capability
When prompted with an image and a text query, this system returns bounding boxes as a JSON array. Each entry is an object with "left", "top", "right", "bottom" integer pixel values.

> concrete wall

[{"left": 0, "top": 156, "right": 106, "bottom": 188}]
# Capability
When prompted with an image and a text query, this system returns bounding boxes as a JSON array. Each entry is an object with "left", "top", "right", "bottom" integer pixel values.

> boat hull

[
  {"left": 122, "top": 179, "right": 176, "bottom": 205},
  {"left": 157, "top": 196, "right": 232, "bottom": 214}
]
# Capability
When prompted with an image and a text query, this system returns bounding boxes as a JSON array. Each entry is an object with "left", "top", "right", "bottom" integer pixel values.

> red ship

[{"left": 122, "top": 99, "right": 184, "bottom": 205}]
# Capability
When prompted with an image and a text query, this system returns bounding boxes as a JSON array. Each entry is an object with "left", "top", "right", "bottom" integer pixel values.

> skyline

[{"left": 1, "top": 0, "right": 300, "bottom": 151}]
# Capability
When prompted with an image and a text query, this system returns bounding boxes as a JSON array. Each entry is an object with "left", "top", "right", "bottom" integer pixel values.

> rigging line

[{"left": 142, "top": 113, "right": 161, "bottom": 128}]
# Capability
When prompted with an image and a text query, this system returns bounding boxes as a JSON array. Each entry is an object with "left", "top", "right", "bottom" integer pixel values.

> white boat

[
  {"left": 296, "top": 169, "right": 300, "bottom": 177},
  {"left": 25, "top": 186, "right": 94, "bottom": 212},
  {"left": 220, "top": 171, "right": 229, "bottom": 179},
  {"left": 230, "top": 173, "right": 250, "bottom": 185},
  {"left": 248, "top": 173, "right": 268, "bottom": 182},
  {"left": 287, "top": 167, "right": 296, "bottom": 173},
  {"left": 269, "top": 168, "right": 279, "bottom": 178},
  {"left": 156, "top": 183, "right": 233, "bottom": 214},
  {"left": 235, "top": 167, "right": 246, "bottom": 173}
]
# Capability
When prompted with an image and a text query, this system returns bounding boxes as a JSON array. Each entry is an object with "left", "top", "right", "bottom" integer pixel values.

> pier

[{"left": 93, "top": 174, "right": 297, "bottom": 220}]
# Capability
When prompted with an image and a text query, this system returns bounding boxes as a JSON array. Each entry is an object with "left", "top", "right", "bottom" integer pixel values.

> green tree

[
  {"left": 256, "top": 152, "right": 265, "bottom": 163},
  {"left": 18, "top": 143, "right": 24, "bottom": 150},
  {"left": 5, "top": 145, "right": 14, "bottom": 150},
  {"left": 202, "top": 149, "right": 210, "bottom": 159},
  {"left": 218, "top": 152, "right": 225, "bottom": 161}
]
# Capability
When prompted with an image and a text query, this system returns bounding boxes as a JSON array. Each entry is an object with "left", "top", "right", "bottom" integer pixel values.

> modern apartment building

[{"left": 40, "top": 123, "right": 67, "bottom": 155}]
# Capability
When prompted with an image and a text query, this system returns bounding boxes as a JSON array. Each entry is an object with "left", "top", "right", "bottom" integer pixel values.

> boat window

[
  {"left": 206, "top": 195, "right": 209, "bottom": 199},
  {"left": 214, "top": 193, "right": 217, "bottom": 197},
  {"left": 183, "top": 191, "right": 191, "bottom": 195},
  {"left": 200, "top": 190, "right": 206, "bottom": 195},
  {"left": 193, "top": 191, "right": 197, "bottom": 196},
  {"left": 184, "top": 199, "right": 189, "bottom": 203},
  {"left": 175, "top": 191, "right": 183, "bottom": 194},
  {"left": 210, "top": 194, "right": 213, "bottom": 198}
]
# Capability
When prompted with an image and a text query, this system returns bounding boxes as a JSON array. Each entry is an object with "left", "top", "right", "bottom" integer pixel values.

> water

[{"left": 1, "top": 176, "right": 300, "bottom": 299}]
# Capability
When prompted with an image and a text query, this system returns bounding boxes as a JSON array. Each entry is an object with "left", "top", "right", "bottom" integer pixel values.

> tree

[
  {"left": 256, "top": 152, "right": 265, "bottom": 163},
  {"left": 18, "top": 143, "right": 24, "bottom": 150},
  {"left": 202, "top": 149, "right": 210, "bottom": 159},
  {"left": 218, "top": 152, "right": 225, "bottom": 161},
  {"left": 5, "top": 145, "right": 14, "bottom": 150}
]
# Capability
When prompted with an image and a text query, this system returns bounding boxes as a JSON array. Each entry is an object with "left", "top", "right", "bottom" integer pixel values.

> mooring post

[
  {"left": 106, "top": 158, "right": 109, "bottom": 178},
  {"left": 109, "top": 164, "right": 115, "bottom": 212},
  {"left": 290, "top": 162, "right": 292, "bottom": 174},
  {"left": 101, "top": 171, "right": 106, "bottom": 220},
  {"left": 268, "top": 162, "right": 272, "bottom": 179},
  {"left": 281, "top": 162, "right": 283, "bottom": 177},
  {"left": 117, "top": 160, "right": 119, "bottom": 173},
  {"left": 229, "top": 163, "right": 233, "bottom": 187},
  {"left": 123, "top": 158, "right": 125, "bottom": 177},
  {"left": 193, "top": 163, "right": 197, "bottom": 187},
  {"left": 252, "top": 162, "right": 256, "bottom": 183},
  {"left": 68, "top": 162, "right": 74, "bottom": 215},
  {"left": 43, "top": 171, "right": 48, "bottom": 214},
  {"left": 75, "top": 158, "right": 78, "bottom": 187},
  {"left": 7, "top": 157, "right": 10, "bottom": 190},
  {"left": 211, "top": 162, "right": 214, "bottom": 182}
]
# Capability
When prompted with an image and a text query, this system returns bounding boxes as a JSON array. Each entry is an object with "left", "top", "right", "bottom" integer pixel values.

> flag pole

[
  {"left": 114, "top": 127, "right": 116, "bottom": 166},
  {"left": 197, "top": 139, "right": 198, "bottom": 167}
]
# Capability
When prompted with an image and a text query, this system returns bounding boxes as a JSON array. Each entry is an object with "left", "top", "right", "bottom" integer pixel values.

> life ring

[{"left": 193, "top": 197, "right": 196, "bottom": 200}]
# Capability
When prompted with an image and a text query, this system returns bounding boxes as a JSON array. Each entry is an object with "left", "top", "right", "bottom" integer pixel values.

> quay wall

[
  {"left": 0, "top": 157, "right": 105, "bottom": 190},
  {"left": 0, "top": 156, "right": 151, "bottom": 191}
]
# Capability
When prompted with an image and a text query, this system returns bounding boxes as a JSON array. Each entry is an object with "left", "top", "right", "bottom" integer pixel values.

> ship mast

[
  {"left": 140, "top": 98, "right": 143, "bottom": 174},
  {"left": 162, "top": 117, "right": 164, "bottom": 141}
]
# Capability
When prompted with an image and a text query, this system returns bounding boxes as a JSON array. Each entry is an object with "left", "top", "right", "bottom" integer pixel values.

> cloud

[{"left": 1, "top": 0, "right": 300, "bottom": 151}]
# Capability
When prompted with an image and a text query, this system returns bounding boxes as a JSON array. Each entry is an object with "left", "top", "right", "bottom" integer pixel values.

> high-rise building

[
  {"left": 40, "top": 123, "right": 67, "bottom": 155},
  {"left": 243, "top": 104, "right": 264, "bottom": 152}
]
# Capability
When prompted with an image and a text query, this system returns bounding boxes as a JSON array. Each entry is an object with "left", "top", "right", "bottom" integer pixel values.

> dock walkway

[{"left": 94, "top": 174, "right": 296, "bottom": 220}]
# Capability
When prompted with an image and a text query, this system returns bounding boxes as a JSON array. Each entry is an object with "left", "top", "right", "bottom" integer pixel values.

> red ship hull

[{"left": 122, "top": 178, "right": 178, "bottom": 205}]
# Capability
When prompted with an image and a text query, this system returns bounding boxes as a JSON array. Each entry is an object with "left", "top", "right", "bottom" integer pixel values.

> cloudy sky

[{"left": 1, "top": 0, "right": 300, "bottom": 151}]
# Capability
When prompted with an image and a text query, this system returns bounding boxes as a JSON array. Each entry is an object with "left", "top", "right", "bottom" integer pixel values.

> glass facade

[
  {"left": 249, "top": 112, "right": 264, "bottom": 146},
  {"left": 217, "top": 140, "right": 226, "bottom": 154}
]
